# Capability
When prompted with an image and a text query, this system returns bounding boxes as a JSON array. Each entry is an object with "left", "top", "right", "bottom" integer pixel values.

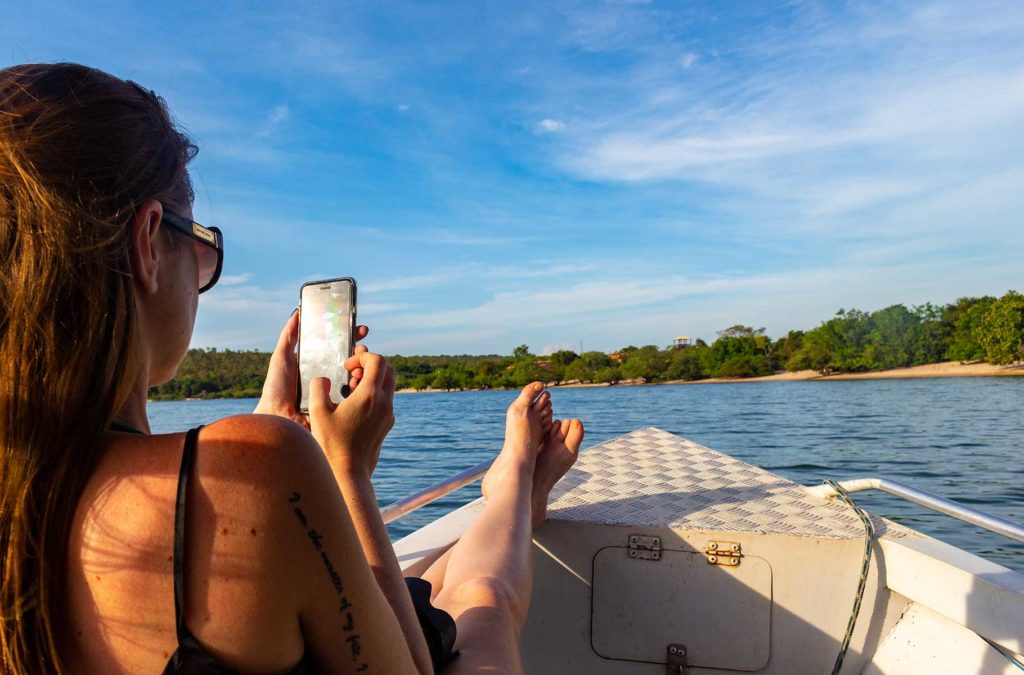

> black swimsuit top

[{"left": 162, "top": 427, "right": 312, "bottom": 674}]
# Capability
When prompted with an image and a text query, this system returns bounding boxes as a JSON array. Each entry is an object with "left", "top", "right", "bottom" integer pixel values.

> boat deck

[
  {"left": 545, "top": 427, "right": 916, "bottom": 539},
  {"left": 394, "top": 427, "right": 1024, "bottom": 673}
]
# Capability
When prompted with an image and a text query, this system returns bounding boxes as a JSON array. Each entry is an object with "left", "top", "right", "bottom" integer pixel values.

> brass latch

[
  {"left": 705, "top": 540, "right": 742, "bottom": 566},
  {"left": 627, "top": 534, "right": 662, "bottom": 561}
]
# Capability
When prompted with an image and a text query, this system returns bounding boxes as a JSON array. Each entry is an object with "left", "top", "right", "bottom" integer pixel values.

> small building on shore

[{"left": 673, "top": 335, "right": 694, "bottom": 349}]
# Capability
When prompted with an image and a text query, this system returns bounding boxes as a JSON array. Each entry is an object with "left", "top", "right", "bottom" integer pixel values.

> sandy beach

[
  {"left": 682, "top": 360, "right": 1024, "bottom": 385},
  {"left": 397, "top": 361, "right": 1024, "bottom": 393}
]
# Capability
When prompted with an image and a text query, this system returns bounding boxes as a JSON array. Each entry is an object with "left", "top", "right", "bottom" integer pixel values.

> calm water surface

[{"left": 149, "top": 378, "right": 1024, "bottom": 571}]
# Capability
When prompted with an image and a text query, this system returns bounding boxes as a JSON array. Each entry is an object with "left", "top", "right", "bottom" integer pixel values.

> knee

[{"left": 440, "top": 576, "right": 526, "bottom": 626}]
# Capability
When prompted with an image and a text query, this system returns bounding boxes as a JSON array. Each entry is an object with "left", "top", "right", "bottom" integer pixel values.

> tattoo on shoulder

[{"left": 289, "top": 492, "right": 369, "bottom": 671}]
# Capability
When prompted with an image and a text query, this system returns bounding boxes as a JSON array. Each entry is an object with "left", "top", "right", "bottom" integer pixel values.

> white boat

[{"left": 387, "top": 427, "right": 1024, "bottom": 674}]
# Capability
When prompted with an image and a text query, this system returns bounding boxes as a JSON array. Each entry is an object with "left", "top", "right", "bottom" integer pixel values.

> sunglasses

[{"left": 160, "top": 208, "right": 224, "bottom": 294}]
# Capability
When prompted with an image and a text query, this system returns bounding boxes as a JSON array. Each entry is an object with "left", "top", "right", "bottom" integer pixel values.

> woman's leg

[
  {"left": 428, "top": 383, "right": 583, "bottom": 673},
  {"left": 420, "top": 416, "right": 583, "bottom": 595}
]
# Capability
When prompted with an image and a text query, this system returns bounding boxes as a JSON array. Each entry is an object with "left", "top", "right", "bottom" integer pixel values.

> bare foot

[
  {"left": 481, "top": 382, "right": 552, "bottom": 499},
  {"left": 532, "top": 418, "right": 584, "bottom": 528}
]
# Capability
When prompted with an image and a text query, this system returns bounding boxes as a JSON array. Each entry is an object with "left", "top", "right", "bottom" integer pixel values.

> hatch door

[{"left": 591, "top": 545, "right": 772, "bottom": 671}]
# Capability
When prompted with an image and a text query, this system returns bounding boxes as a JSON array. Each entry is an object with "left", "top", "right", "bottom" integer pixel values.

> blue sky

[{"left": 4, "top": 1, "right": 1023, "bottom": 355}]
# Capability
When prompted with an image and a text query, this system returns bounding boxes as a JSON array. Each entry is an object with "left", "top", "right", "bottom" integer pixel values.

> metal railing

[
  {"left": 379, "top": 464, "right": 1024, "bottom": 546},
  {"left": 806, "top": 477, "right": 1024, "bottom": 544},
  {"left": 380, "top": 457, "right": 495, "bottom": 525}
]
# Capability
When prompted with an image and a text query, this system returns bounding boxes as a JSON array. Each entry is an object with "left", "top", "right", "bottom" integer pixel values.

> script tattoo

[{"left": 290, "top": 492, "right": 368, "bottom": 671}]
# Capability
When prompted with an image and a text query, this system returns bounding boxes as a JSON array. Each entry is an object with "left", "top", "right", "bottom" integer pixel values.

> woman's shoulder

[
  {"left": 187, "top": 414, "right": 336, "bottom": 537},
  {"left": 68, "top": 415, "right": 325, "bottom": 671},
  {"left": 100, "top": 414, "right": 325, "bottom": 516},
  {"left": 197, "top": 414, "right": 323, "bottom": 476}
]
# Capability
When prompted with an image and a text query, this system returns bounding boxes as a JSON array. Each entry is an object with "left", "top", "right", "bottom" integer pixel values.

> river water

[{"left": 148, "top": 378, "right": 1024, "bottom": 571}]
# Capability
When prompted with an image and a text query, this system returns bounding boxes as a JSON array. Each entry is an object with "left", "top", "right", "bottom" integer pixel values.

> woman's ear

[{"left": 130, "top": 199, "right": 164, "bottom": 295}]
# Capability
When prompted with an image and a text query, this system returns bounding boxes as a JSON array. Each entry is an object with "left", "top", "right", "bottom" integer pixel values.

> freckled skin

[
  {"left": 250, "top": 527, "right": 257, "bottom": 536},
  {"left": 221, "top": 527, "right": 229, "bottom": 535}
]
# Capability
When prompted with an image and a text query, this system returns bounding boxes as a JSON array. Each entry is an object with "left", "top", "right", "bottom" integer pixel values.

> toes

[
  {"left": 556, "top": 419, "right": 570, "bottom": 443},
  {"left": 531, "top": 389, "right": 550, "bottom": 410},
  {"left": 564, "top": 419, "right": 584, "bottom": 451},
  {"left": 512, "top": 382, "right": 543, "bottom": 409},
  {"left": 544, "top": 417, "right": 561, "bottom": 444}
]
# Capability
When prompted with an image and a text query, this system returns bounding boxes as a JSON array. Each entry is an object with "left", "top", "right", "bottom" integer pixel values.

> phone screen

[{"left": 298, "top": 278, "right": 356, "bottom": 411}]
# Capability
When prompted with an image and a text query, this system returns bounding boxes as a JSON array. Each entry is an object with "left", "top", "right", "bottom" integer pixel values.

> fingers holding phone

[
  {"left": 309, "top": 351, "right": 397, "bottom": 479},
  {"left": 254, "top": 310, "right": 307, "bottom": 427},
  {"left": 255, "top": 296, "right": 370, "bottom": 429},
  {"left": 348, "top": 326, "right": 369, "bottom": 391}
]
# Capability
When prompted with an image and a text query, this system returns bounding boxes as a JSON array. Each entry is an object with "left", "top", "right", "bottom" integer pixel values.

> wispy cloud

[
  {"left": 255, "top": 103, "right": 289, "bottom": 138},
  {"left": 362, "top": 227, "right": 545, "bottom": 248},
  {"left": 218, "top": 272, "right": 254, "bottom": 286},
  {"left": 544, "top": 1, "right": 1024, "bottom": 233},
  {"left": 536, "top": 118, "right": 566, "bottom": 133},
  {"left": 361, "top": 274, "right": 449, "bottom": 293}
]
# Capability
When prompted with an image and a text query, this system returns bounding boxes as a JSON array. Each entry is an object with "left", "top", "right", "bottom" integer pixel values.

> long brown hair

[{"left": 0, "top": 63, "right": 197, "bottom": 673}]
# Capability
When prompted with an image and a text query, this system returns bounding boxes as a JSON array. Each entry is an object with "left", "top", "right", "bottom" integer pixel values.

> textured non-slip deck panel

[{"left": 546, "top": 427, "right": 913, "bottom": 539}]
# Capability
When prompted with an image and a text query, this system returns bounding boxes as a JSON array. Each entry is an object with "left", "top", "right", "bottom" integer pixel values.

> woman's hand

[
  {"left": 254, "top": 310, "right": 369, "bottom": 429},
  {"left": 308, "top": 350, "right": 397, "bottom": 480}
]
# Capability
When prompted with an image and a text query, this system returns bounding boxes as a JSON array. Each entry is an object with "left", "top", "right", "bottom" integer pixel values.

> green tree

[
  {"left": 946, "top": 297, "right": 996, "bottom": 362},
  {"left": 717, "top": 325, "right": 765, "bottom": 338},
  {"left": 548, "top": 350, "right": 579, "bottom": 367},
  {"left": 787, "top": 323, "right": 839, "bottom": 373},
  {"left": 829, "top": 309, "right": 872, "bottom": 371},
  {"left": 703, "top": 333, "right": 768, "bottom": 377},
  {"left": 978, "top": 291, "right": 1024, "bottom": 365},
  {"left": 509, "top": 361, "right": 550, "bottom": 387},
  {"left": 862, "top": 304, "right": 919, "bottom": 370},
  {"left": 664, "top": 347, "right": 704, "bottom": 380},
  {"left": 772, "top": 331, "right": 804, "bottom": 371},
  {"left": 716, "top": 353, "right": 771, "bottom": 378},
  {"left": 912, "top": 302, "right": 952, "bottom": 365},
  {"left": 619, "top": 345, "right": 668, "bottom": 381},
  {"left": 564, "top": 351, "right": 612, "bottom": 383},
  {"left": 471, "top": 361, "right": 504, "bottom": 389},
  {"left": 512, "top": 344, "right": 532, "bottom": 359},
  {"left": 431, "top": 367, "right": 461, "bottom": 390},
  {"left": 593, "top": 365, "right": 622, "bottom": 383}
]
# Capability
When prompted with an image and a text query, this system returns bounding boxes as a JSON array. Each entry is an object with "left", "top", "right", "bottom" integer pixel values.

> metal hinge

[
  {"left": 666, "top": 643, "right": 689, "bottom": 674},
  {"left": 628, "top": 534, "right": 662, "bottom": 561},
  {"left": 705, "top": 540, "right": 742, "bottom": 566}
]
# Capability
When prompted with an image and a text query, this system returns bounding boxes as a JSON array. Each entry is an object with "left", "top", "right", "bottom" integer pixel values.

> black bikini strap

[{"left": 173, "top": 426, "right": 203, "bottom": 643}]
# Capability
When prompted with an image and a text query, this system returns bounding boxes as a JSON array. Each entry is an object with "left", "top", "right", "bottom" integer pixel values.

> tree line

[{"left": 150, "top": 290, "right": 1024, "bottom": 399}]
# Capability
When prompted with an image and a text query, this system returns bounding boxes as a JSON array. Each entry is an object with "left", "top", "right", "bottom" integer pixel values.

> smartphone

[{"left": 297, "top": 277, "right": 357, "bottom": 412}]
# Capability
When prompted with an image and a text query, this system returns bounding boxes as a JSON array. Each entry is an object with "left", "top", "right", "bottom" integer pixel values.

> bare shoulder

[
  {"left": 66, "top": 415, "right": 337, "bottom": 672},
  {"left": 186, "top": 415, "right": 327, "bottom": 539},
  {"left": 199, "top": 413, "right": 321, "bottom": 470},
  {"left": 188, "top": 414, "right": 339, "bottom": 565},
  {"left": 189, "top": 413, "right": 335, "bottom": 561},
  {"left": 174, "top": 414, "right": 336, "bottom": 669}
]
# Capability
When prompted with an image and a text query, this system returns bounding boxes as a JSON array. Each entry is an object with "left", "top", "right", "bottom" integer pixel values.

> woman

[{"left": 0, "top": 62, "right": 584, "bottom": 674}]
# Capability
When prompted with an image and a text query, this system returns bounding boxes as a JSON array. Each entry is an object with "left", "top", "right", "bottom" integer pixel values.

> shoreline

[
  {"left": 148, "top": 361, "right": 1024, "bottom": 400},
  {"left": 686, "top": 360, "right": 1024, "bottom": 385},
  {"left": 396, "top": 360, "right": 1024, "bottom": 394}
]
